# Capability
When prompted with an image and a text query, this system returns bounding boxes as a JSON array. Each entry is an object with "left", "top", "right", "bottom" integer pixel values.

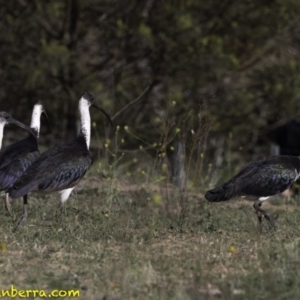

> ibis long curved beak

[
  {"left": 42, "top": 109, "right": 52, "bottom": 132},
  {"left": 92, "top": 103, "right": 113, "bottom": 126},
  {"left": 8, "top": 117, "right": 37, "bottom": 137}
]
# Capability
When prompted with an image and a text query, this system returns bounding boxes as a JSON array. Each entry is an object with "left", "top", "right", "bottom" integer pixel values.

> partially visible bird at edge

[
  {"left": 8, "top": 92, "right": 113, "bottom": 227},
  {"left": 0, "top": 102, "right": 49, "bottom": 225},
  {"left": 205, "top": 155, "right": 300, "bottom": 231}
]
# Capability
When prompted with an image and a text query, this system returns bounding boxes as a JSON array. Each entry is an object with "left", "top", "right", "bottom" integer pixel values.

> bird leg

[
  {"left": 57, "top": 202, "right": 65, "bottom": 216},
  {"left": 18, "top": 195, "right": 28, "bottom": 228},
  {"left": 253, "top": 200, "right": 276, "bottom": 231},
  {"left": 5, "top": 193, "right": 12, "bottom": 217},
  {"left": 55, "top": 198, "right": 67, "bottom": 226},
  {"left": 256, "top": 211, "right": 263, "bottom": 230}
]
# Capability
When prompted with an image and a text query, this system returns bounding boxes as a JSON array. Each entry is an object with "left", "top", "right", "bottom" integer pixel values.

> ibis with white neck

[
  {"left": 0, "top": 102, "right": 48, "bottom": 222},
  {"left": 8, "top": 92, "right": 113, "bottom": 226}
]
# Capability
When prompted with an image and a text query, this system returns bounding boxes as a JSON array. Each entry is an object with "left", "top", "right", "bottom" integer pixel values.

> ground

[{"left": 1, "top": 174, "right": 300, "bottom": 300}]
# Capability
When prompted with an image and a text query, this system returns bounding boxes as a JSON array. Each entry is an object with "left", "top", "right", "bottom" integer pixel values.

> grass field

[{"left": 1, "top": 170, "right": 300, "bottom": 300}]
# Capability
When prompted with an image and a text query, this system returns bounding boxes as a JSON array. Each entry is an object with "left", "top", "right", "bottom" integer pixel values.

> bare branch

[{"left": 111, "top": 81, "right": 158, "bottom": 121}]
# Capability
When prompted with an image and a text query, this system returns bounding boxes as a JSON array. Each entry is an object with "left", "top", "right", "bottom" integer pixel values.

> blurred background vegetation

[{"left": 2, "top": 0, "right": 300, "bottom": 188}]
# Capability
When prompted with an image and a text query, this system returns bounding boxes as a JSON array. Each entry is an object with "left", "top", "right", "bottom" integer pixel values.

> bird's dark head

[
  {"left": 0, "top": 111, "right": 36, "bottom": 136},
  {"left": 81, "top": 92, "right": 94, "bottom": 104},
  {"left": 0, "top": 112, "right": 15, "bottom": 125},
  {"left": 80, "top": 92, "right": 113, "bottom": 126}
]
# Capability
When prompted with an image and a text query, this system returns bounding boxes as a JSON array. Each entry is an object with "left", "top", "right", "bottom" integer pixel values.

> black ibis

[
  {"left": 0, "top": 102, "right": 48, "bottom": 221},
  {"left": 205, "top": 155, "right": 300, "bottom": 230},
  {"left": 0, "top": 112, "right": 35, "bottom": 149},
  {"left": 8, "top": 92, "right": 113, "bottom": 226}
]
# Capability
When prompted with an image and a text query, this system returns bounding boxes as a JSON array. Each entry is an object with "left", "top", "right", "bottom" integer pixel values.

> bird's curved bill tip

[
  {"left": 42, "top": 110, "right": 52, "bottom": 132},
  {"left": 92, "top": 103, "right": 113, "bottom": 126}
]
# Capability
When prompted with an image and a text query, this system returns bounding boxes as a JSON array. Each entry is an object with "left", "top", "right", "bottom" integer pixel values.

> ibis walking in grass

[
  {"left": 0, "top": 112, "right": 35, "bottom": 150},
  {"left": 8, "top": 92, "right": 113, "bottom": 226},
  {"left": 0, "top": 102, "right": 48, "bottom": 223},
  {"left": 205, "top": 155, "right": 300, "bottom": 230}
]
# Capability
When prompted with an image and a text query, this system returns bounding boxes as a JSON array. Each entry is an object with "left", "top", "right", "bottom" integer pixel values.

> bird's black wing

[
  {"left": 0, "top": 136, "right": 38, "bottom": 169},
  {"left": 0, "top": 151, "right": 40, "bottom": 190},
  {"left": 237, "top": 163, "right": 296, "bottom": 197},
  {"left": 205, "top": 161, "right": 262, "bottom": 201},
  {"left": 9, "top": 145, "right": 91, "bottom": 198},
  {"left": 37, "top": 155, "right": 91, "bottom": 192}
]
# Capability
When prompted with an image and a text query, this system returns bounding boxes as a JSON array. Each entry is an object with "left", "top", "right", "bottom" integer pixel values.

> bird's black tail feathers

[
  {"left": 8, "top": 179, "right": 38, "bottom": 199},
  {"left": 205, "top": 185, "right": 234, "bottom": 202}
]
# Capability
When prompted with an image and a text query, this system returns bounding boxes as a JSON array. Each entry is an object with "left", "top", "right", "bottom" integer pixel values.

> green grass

[{"left": 1, "top": 176, "right": 300, "bottom": 299}]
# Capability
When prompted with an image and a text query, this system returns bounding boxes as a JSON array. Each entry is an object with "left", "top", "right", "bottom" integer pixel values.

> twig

[{"left": 111, "top": 81, "right": 156, "bottom": 121}]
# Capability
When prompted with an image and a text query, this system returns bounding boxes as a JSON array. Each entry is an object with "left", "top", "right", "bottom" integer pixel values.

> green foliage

[{"left": 1, "top": 0, "right": 300, "bottom": 170}]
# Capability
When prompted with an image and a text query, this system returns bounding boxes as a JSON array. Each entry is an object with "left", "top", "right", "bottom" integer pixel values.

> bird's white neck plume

[
  {"left": 30, "top": 104, "right": 43, "bottom": 138},
  {"left": 79, "top": 98, "right": 91, "bottom": 149},
  {"left": 0, "top": 123, "right": 4, "bottom": 149}
]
